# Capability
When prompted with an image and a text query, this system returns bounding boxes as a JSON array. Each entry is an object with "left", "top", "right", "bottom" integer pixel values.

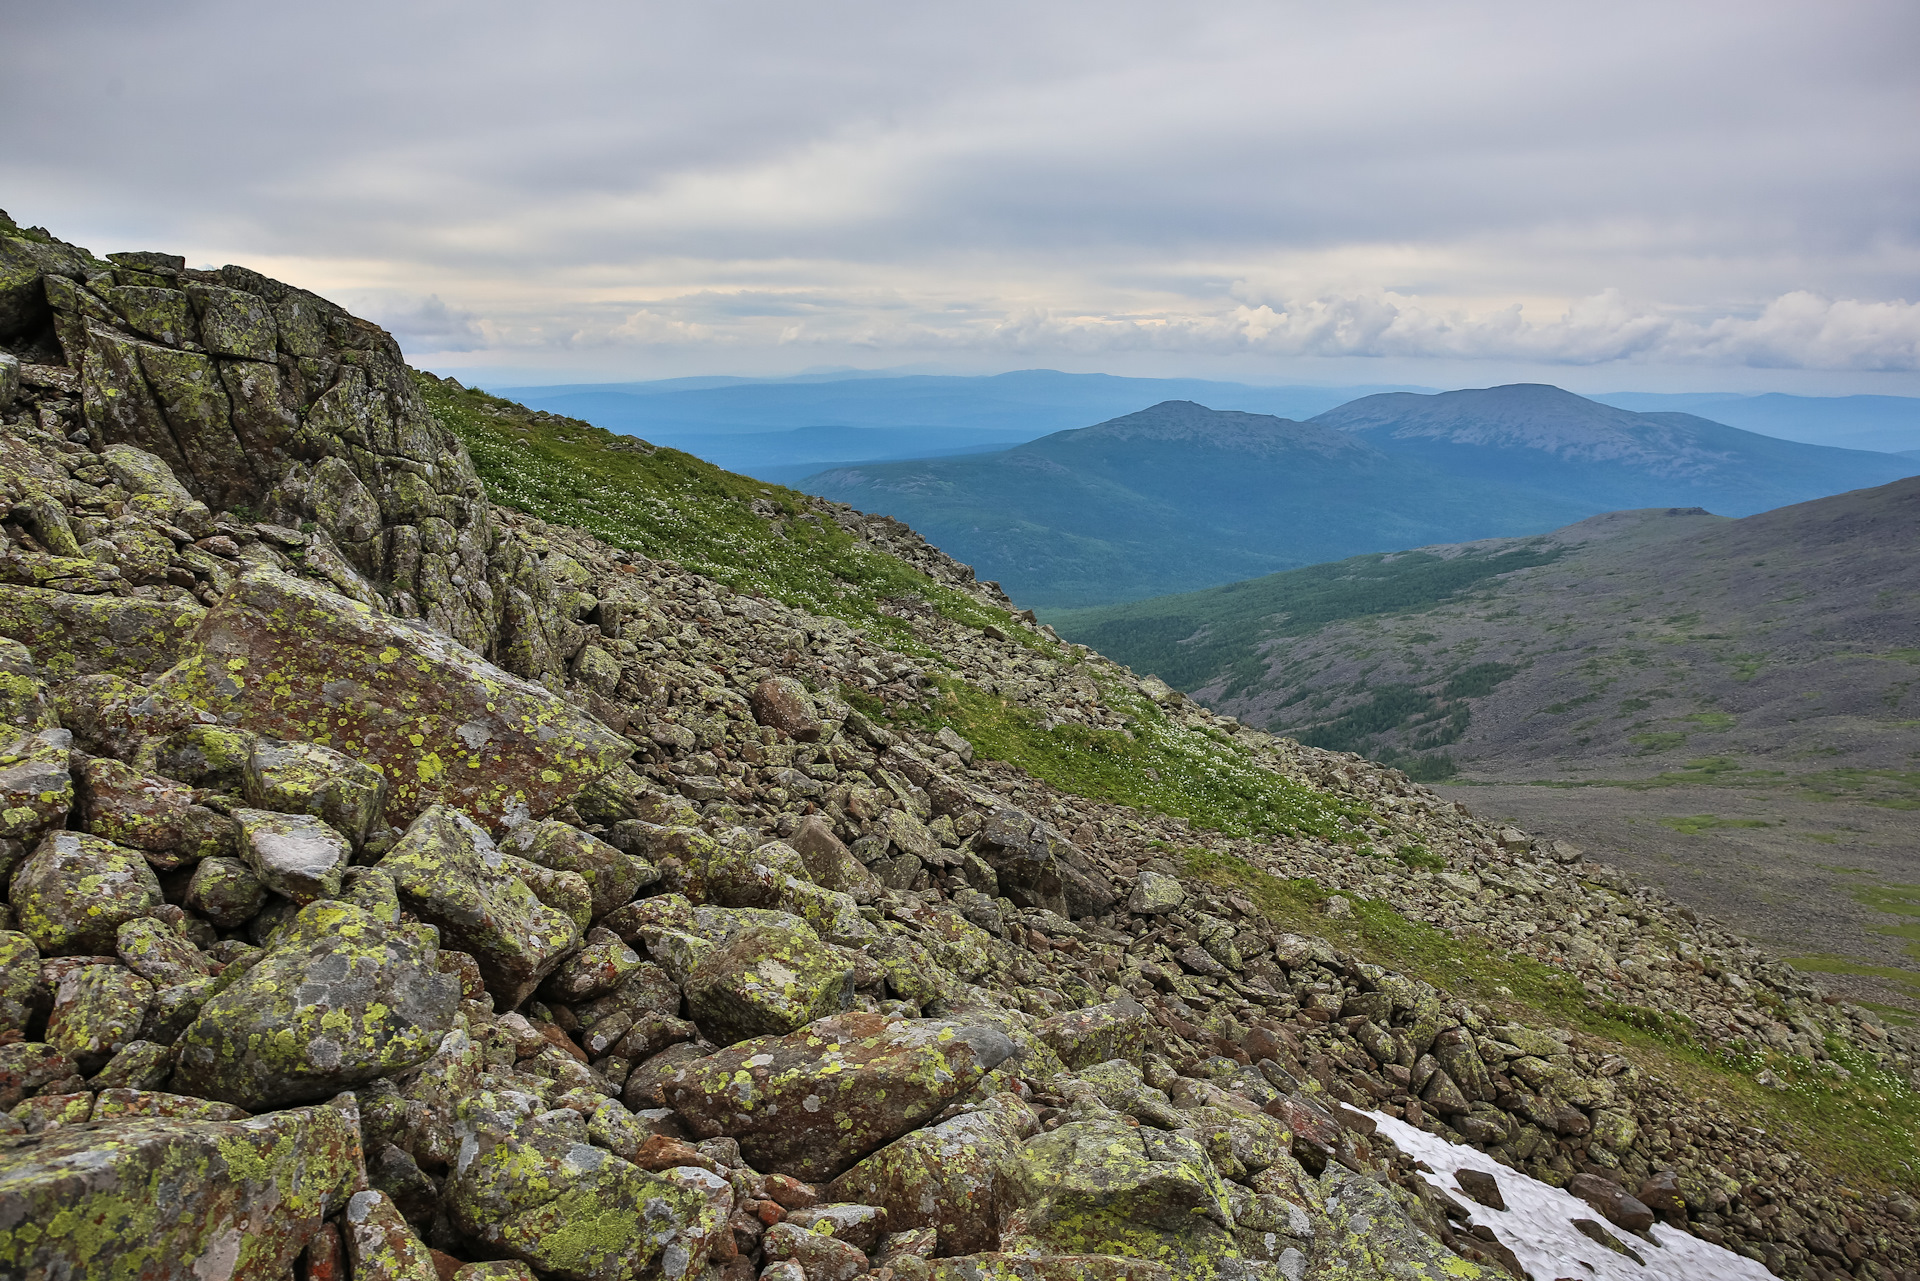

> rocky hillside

[
  {"left": 1, "top": 212, "right": 1917, "bottom": 1281},
  {"left": 1055, "top": 485, "right": 1920, "bottom": 1013}
]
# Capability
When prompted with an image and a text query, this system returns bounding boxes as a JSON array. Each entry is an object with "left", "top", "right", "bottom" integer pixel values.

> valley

[{"left": 1057, "top": 481, "right": 1920, "bottom": 1012}]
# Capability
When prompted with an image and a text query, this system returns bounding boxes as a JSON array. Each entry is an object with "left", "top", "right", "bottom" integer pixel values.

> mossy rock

[
  {"left": 152, "top": 566, "right": 631, "bottom": 832},
  {"left": 664, "top": 1011, "right": 1015, "bottom": 1183},
  {"left": 172, "top": 900, "right": 458, "bottom": 1110},
  {"left": 380, "top": 804, "right": 582, "bottom": 1009},
  {"left": 0, "top": 1094, "right": 363, "bottom": 1281},
  {"left": 0, "top": 583, "right": 201, "bottom": 682},
  {"left": 446, "top": 1088, "right": 729, "bottom": 1281},
  {"left": 9, "top": 830, "right": 163, "bottom": 956}
]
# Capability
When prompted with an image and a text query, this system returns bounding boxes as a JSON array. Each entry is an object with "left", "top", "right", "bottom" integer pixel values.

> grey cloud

[{"left": 3, "top": 0, "right": 1915, "bottom": 383}]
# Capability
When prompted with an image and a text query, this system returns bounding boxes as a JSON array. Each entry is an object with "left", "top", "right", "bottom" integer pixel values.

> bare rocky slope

[{"left": 1, "top": 212, "right": 1917, "bottom": 1281}]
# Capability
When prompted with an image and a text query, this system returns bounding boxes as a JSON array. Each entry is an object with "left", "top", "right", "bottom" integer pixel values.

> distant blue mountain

[
  {"left": 802, "top": 385, "right": 1918, "bottom": 610},
  {"left": 1593, "top": 391, "right": 1920, "bottom": 454},
  {"left": 494, "top": 371, "right": 1430, "bottom": 462}
]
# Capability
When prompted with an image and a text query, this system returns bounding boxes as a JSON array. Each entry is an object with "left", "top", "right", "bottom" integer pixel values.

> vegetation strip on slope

[{"left": 1183, "top": 848, "right": 1920, "bottom": 1190}]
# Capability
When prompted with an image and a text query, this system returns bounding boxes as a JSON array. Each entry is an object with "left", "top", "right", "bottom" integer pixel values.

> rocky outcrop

[{"left": 0, "top": 214, "right": 1910, "bottom": 1281}]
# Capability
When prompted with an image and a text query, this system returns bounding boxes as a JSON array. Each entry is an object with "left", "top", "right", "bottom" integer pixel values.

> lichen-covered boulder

[
  {"left": 762, "top": 1221, "right": 868, "bottom": 1281},
  {"left": 540, "top": 927, "right": 643, "bottom": 1005},
  {"left": 0, "top": 931, "right": 40, "bottom": 1035},
  {"left": 152, "top": 567, "right": 631, "bottom": 831},
  {"left": 0, "top": 583, "right": 202, "bottom": 682},
  {"left": 10, "top": 830, "right": 163, "bottom": 955},
  {"left": 380, "top": 805, "right": 582, "bottom": 1008},
  {"left": 173, "top": 900, "right": 459, "bottom": 1110},
  {"left": 153, "top": 723, "right": 256, "bottom": 792},
  {"left": 928, "top": 1256, "right": 1171, "bottom": 1281},
  {"left": 116, "top": 917, "right": 215, "bottom": 988},
  {"left": 46, "top": 963, "right": 154, "bottom": 1075},
  {"left": 76, "top": 755, "right": 236, "bottom": 868},
  {"left": 828, "top": 1092, "right": 1038, "bottom": 1256},
  {"left": 0, "top": 726, "right": 74, "bottom": 881},
  {"left": 502, "top": 818, "right": 652, "bottom": 921},
  {"left": 244, "top": 736, "right": 389, "bottom": 848},
  {"left": 0, "top": 1041, "right": 79, "bottom": 1109},
  {"left": 184, "top": 854, "right": 270, "bottom": 928},
  {"left": 1037, "top": 998, "right": 1156, "bottom": 1072},
  {"left": 683, "top": 920, "right": 857, "bottom": 1046},
  {"left": 343, "top": 1189, "right": 440, "bottom": 1281},
  {"left": 1127, "top": 871, "right": 1186, "bottom": 915},
  {"left": 235, "top": 807, "right": 350, "bottom": 904},
  {"left": 0, "top": 637, "right": 54, "bottom": 731},
  {"left": 446, "top": 1088, "right": 731, "bottom": 1281},
  {"left": 100, "top": 442, "right": 215, "bottom": 537},
  {"left": 0, "top": 1095, "right": 363, "bottom": 1279},
  {"left": 1319, "top": 1165, "right": 1497, "bottom": 1279},
  {"left": 1002, "top": 1117, "right": 1240, "bottom": 1281},
  {"left": 787, "top": 815, "right": 883, "bottom": 904},
  {"left": 664, "top": 1012, "right": 1016, "bottom": 1182},
  {"left": 971, "top": 806, "right": 1115, "bottom": 920}
]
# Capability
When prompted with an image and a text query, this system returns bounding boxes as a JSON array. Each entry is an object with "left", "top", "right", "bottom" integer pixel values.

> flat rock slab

[
  {"left": 0, "top": 1095, "right": 362, "bottom": 1281},
  {"left": 0, "top": 583, "right": 201, "bottom": 681},
  {"left": 153, "top": 567, "right": 631, "bottom": 832},
  {"left": 664, "top": 1011, "right": 1015, "bottom": 1183}
]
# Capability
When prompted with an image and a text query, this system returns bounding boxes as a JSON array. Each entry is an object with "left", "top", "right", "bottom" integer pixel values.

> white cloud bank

[{"left": 5, "top": 0, "right": 1916, "bottom": 387}]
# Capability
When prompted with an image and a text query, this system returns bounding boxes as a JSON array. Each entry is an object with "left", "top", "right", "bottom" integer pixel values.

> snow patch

[{"left": 1365, "top": 1110, "right": 1777, "bottom": 1280}]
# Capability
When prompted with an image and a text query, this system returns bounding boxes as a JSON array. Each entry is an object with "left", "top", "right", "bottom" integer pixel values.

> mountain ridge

[{"left": 805, "top": 387, "right": 1916, "bottom": 610}]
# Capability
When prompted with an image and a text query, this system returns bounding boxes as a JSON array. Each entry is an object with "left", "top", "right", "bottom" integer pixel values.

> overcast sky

[{"left": 6, "top": 1, "right": 1917, "bottom": 392}]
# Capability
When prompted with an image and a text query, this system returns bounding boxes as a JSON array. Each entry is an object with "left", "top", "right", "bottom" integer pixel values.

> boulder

[
  {"left": 184, "top": 855, "right": 271, "bottom": 928},
  {"left": 828, "top": 1093, "right": 1037, "bottom": 1256},
  {"left": 1567, "top": 1172, "right": 1656, "bottom": 1233},
  {"left": 173, "top": 900, "right": 459, "bottom": 1110},
  {"left": 540, "top": 927, "right": 643, "bottom": 1004},
  {"left": 0, "top": 584, "right": 202, "bottom": 682},
  {"left": 1319, "top": 1164, "right": 1499, "bottom": 1279},
  {"left": 1126, "top": 872, "right": 1186, "bottom": 914},
  {"left": 76, "top": 755, "right": 236, "bottom": 868},
  {"left": 971, "top": 806, "right": 1115, "bottom": 919},
  {"left": 750, "top": 676, "right": 825, "bottom": 741},
  {"left": 0, "top": 1041, "right": 77, "bottom": 1110},
  {"left": 151, "top": 567, "right": 631, "bottom": 831},
  {"left": 1003, "top": 1117, "right": 1239, "bottom": 1281},
  {"left": 664, "top": 1012, "right": 1016, "bottom": 1182},
  {"left": 100, "top": 443, "right": 214, "bottom": 537},
  {"left": 343, "top": 1189, "right": 440, "bottom": 1281},
  {"left": 115, "top": 918, "right": 213, "bottom": 988},
  {"left": 380, "top": 804, "right": 583, "bottom": 1008},
  {"left": 0, "top": 1094, "right": 363, "bottom": 1281},
  {"left": 786, "top": 815, "right": 882, "bottom": 903},
  {"left": 762, "top": 1221, "right": 868, "bottom": 1281},
  {"left": 683, "top": 920, "right": 857, "bottom": 1045},
  {"left": 0, "top": 930, "right": 40, "bottom": 1035},
  {"left": 501, "top": 818, "right": 652, "bottom": 920},
  {"left": 1036, "top": 997, "right": 1154, "bottom": 1070},
  {"left": 446, "top": 1088, "right": 731, "bottom": 1281},
  {"left": 10, "top": 830, "right": 163, "bottom": 955},
  {"left": 0, "top": 727, "right": 74, "bottom": 880},
  {"left": 46, "top": 963, "right": 154, "bottom": 1075},
  {"left": 782, "top": 1203, "right": 889, "bottom": 1254},
  {"left": 243, "top": 737, "right": 389, "bottom": 848},
  {"left": 236, "top": 807, "right": 350, "bottom": 904}
]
